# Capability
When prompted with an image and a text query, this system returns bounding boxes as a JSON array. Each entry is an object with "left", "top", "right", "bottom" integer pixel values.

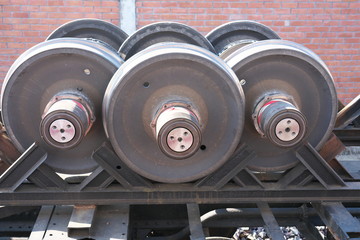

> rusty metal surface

[
  {"left": 206, "top": 20, "right": 280, "bottom": 55},
  {"left": 1, "top": 38, "right": 122, "bottom": 174},
  {"left": 0, "top": 122, "right": 20, "bottom": 174},
  {"left": 47, "top": 18, "right": 128, "bottom": 51},
  {"left": 225, "top": 40, "right": 338, "bottom": 172},
  {"left": 104, "top": 43, "right": 245, "bottom": 183},
  {"left": 119, "top": 22, "right": 216, "bottom": 60}
]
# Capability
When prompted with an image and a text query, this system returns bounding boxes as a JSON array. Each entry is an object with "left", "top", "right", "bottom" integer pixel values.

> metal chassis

[
  {"left": 0, "top": 139, "right": 358, "bottom": 205},
  {"left": 0, "top": 95, "right": 359, "bottom": 239},
  {"left": 2, "top": 203, "right": 360, "bottom": 239}
]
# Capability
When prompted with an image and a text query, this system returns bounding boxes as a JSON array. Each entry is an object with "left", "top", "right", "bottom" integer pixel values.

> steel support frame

[
  {"left": 0, "top": 141, "right": 358, "bottom": 205},
  {"left": 312, "top": 202, "right": 360, "bottom": 239},
  {"left": 0, "top": 144, "right": 360, "bottom": 206},
  {"left": 0, "top": 182, "right": 359, "bottom": 206},
  {"left": 0, "top": 129, "right": 357, "bottom": 206}
]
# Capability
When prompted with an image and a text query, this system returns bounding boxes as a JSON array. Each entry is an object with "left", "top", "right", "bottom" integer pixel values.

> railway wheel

[
  {"left": 119, "top": 22, "right": 216, "bottom": 60},
  {"left": 47, "top": 18, "right": 128, "bottom": 51},
  {"left": 1, "top": 38, "right": 123, "bottom": 173},
  {"left": 206, "top": 20, "right": 280, "bottom": 57},
  {"left": 104, "top": 43, "right": 245, "bottom": 183},
  {"left": 225, "top": 40, "right": 337, "bottom": 172}
]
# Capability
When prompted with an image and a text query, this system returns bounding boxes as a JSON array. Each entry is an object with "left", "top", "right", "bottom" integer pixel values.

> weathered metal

[
  {"left": 119, "top": 22, "right": 216, "bottom": 60},
  {"left": 0, "top": 20, "right": 359, "bottom": 240},
  {"left": 335, "top": 94, "right": 360, "bottom": 129},
  {"left": 206, "top": 20, "right": 281, "bottom": 55},
  {"left": 0, "top": 38, "right": 123, "bottom": 173},
  {"left": 225, "top": 40, "right": 338, "bottom": 172},
  {"left": 67, "top": 205, "right": 96, "bottom": 238},
  {"left": 103, "top": 42, "right": 245, "bottom": 183},
  {"left": 47, "top": 18, "right": 129, "bottom": 51},
  {"left": 0, "top": 122, "right": 19, "bottom": 174},
  {"left": 312, "top": 202, "right": 360, "bottom": 239}
]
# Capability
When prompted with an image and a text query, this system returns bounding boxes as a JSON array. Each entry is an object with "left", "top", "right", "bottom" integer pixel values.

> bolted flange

[
  {"left": 155, "top": 105, "right": 201, "bottom": 159},
  {"left": 253, "top": 96, "right": 307, "bottom": 148},
  {"left": 40, "top": 94, "right": 95, "bottom": 149}
]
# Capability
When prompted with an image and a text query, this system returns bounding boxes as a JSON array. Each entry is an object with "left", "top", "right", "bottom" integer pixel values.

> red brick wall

[
  {"left": 0, "top": 0, "right": 120, "bottom": 88},
  {"left": 137, "top": 0, "right": 360, "bottom": 104},
  {"left": 1, "top": 0, "right": 359, "bottom": 104}
]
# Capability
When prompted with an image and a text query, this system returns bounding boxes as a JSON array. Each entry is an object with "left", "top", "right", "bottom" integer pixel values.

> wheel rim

[
  {"left": 119, "top": 22, "right": 216, "bottom": 60},
  {"left": 1, "top": 38, "right": 123, "bottom": 173},
  {"left": 225, "top": 40, "right": 337, "bottom": 172},
  {"left": 104, "top": 43, "right": 245, "bottom": 182},
  {"left": 47, "top": 18, "right": 128, "bottom": 51},
  {"left": 206, "top": 20, "right": 280, "bottom": 55}
]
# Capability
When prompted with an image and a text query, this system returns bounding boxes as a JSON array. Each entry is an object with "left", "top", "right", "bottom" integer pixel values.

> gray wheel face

[
  {"left": 104, "top": 43, "right": 245, "bottom": 183},
  {"left": 206, "top": 20, "right": 280, "bottom": 55},
  {"left": 1, "top": 39, "right": 122, "bottom": 173},
  {"left": 226, "top": 40, "right": 337, "bottom": 172},
  {"left": 47, "top": 19, "right": 128, "bottom": 51},
  {"left": 119, "top": 22, "right": 216, "bottom": 60}
]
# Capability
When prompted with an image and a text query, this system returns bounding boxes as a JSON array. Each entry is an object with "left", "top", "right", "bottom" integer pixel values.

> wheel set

[{"left": 1, "top": 19, "right": 337, "bottom": 183}]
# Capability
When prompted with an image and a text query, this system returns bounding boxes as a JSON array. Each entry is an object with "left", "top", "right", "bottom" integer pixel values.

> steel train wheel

[
  {"left": 219, "top": 39, "right": 256, "bottom": 59},
  {"left": 119, "top": 22, "right": 216, "bottom": 60},
  {"left": 104, "top": 43, "right": 245, "bottom": 183},
  {"left": 1, "top": 38, "right": 123, "bottom": 173},
  {"left": 47, "top": 19, "right": 128, "bottom": 51},
  {"left": 206, "top": 20, "right": 280, "bottom": 55},
  {"left": 225, "top": 40, "right": 337, "bottom": 172}
]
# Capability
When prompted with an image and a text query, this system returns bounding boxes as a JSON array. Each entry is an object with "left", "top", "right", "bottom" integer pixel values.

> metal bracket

[
  {"left": 28, "top": 205, "right": 55, "bottom": 240},
  {"left": 233, "top": 168, "right": 264, "bottom": 188},
  {"left": 30, "top": 163, "right": 68, "bottom": 190},
  {"left": 0, "top": 143, "right": 47, "bottom": 191},
  {"left": 257, "top": 202, "right": 285, "bottom": 240},
  {"left": 195, "top": 144, "right": 256, "bottom": 189},
  {"left": 187, "top": 203, "right": 205, "bottom": 240},
  {"left": 0, "top": 142, "right": 68, "bottom": 191},
  {"left": 29, "top": 204, "right": 130, "bottom": 239},
  {"left": 90, "top": 142, "right": 152, "bottom": 189},
  {"left": 68, "top": 205, "right": 96, "bottom": 238},
  {"left": 296, "top": 221, "right": 326, "bottom": 240},
  {"left": 295, "top": 142, "right": 346, "bottom": 188},
  {"left": 312, "top": 202, "right": 360, "bottom": 239},
  {"left": 335, "top": 94, "right": 360, "bottom": 129},
  {"left": 277, "top": 134, "right": 349, "bottom": 188}
]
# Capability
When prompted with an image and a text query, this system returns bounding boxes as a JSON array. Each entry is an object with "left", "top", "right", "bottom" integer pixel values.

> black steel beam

[
  {"left": 335, "top": 94, "right": 360, "bottom": 129},
  {"left": 0, "top": 182, "right": 360, "bottom": 205},
  {"left": 296, "top": 143, "right": 346, "bottom": 188},
  {"left": 187, "top": 203, "right": 205, "bottom": 240},
  {"left": 195, "top": 144, "right": 256, "bottom": 189},
  {"left": 312, "top": 202, "right": 360, "bottom": 239},
  {"left": 257, "top": 202, "right": 285, "bottom": 240},
  {"left": 334, "top": 129, "right": 360, "bottom": 146},
  {"left": 0, "top": 143, "right": 47, "bottom": 191},
  {"left": 233, "top": 168, "right": 264, "bottom": 188},
  {"left": 296, "top": 221, "right": 325, "bottom": 240},
  {"left": 92, "top": 143, "right": 152, "bottom": 189}
]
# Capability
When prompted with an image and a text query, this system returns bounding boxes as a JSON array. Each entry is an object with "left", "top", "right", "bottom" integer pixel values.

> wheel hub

[
  {"left": 156, "top": 106, "right": 201, "bottom": 159},
  {"left": 40, "top": 95, "right": 95, "bottom": 149},
  {"left": 253, "top": 97, "right": 307, "bottom": 148}
]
